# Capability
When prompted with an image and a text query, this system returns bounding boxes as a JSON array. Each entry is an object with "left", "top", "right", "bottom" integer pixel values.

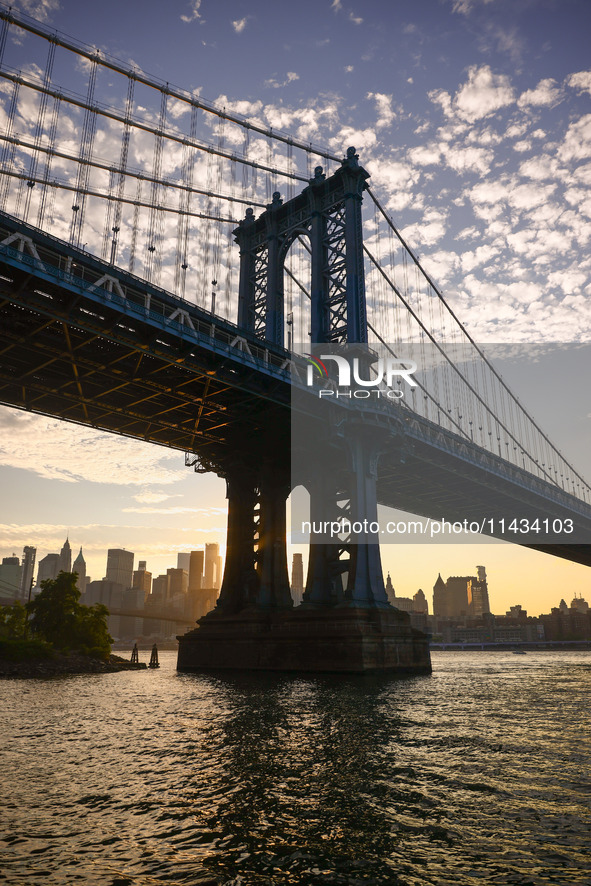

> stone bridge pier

[{"left": 177, "top": 147, "right": 431, "bottom": 674}]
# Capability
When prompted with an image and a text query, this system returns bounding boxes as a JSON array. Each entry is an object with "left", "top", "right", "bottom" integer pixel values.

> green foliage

[
  {"left": 0, "top": 601, "right": 27, "bottom": 639},
  {"left": 26, "top": 571, "right": 113, "bottom": 659},
  {"left": 0, "top": 636, "right": 53, "bottom": 661}
]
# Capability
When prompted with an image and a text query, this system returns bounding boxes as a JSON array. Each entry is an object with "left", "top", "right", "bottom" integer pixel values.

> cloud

[
  {"left": 453, "top": 65, "right": 515, "bottom": 122},
  {"left": 517, "top": 78, "right": 562, "bottom": 109},
  {"left": 367, "top": 92, "right": 395, "bottom": 129},
  {"left": 180, "top": 0, "right": 203, "bottom": 23},
  {"left": 559, "top": 114, "right": 591, "bottom": 163},
  {"left": 232, "top": 17, "right": 248, "bottom": 33},
  {"left": 122, "top": 506, "right": 226, "bottom": 515},
  {"left": 331, "top": 0, "right": 362, "bottom": 24},
  {"left": 0, "top": 408, "right": 186, "bottom": 485},
  {"left": 566, "top": 71, "right": 591, "bottom": 96},
  {"left": 132, "top": 491, "right": 180, "bottom": 504},
  {"left": 10, "top": 0, "right": 60, "bottom": 23},
  {"left": 450, "top": 0, "right": 496, "bottom": 16},
  {"left": 264, "top": 72, "right": 300, "bottom": 89}
]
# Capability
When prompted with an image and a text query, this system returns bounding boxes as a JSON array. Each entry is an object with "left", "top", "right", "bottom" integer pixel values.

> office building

[
  {"left": 105, "top": 549, "right": 134, "bottom": 590},
  {"left": 413, "top": 588, "right": 429, "bottom": 614},
  {"left": 177, "top": 552, "right": 191, "bottom": 572},
  {"left": 204, "top": 543, "right": 219, "bottom": 588},
  {"left": 0, "top": 555, "right": 22, "bottom": 600},
  {"left": 189, "top": 550, "right": 204, "bottom": 591},
  {"left": 132, "top": 561, "right": 152, "bottom": 599},
  {"left": 151, "top": 573, "right": 170, "bottom": 601},
  {"left": 73, "top": 547, "right": 86, "bottom": 594},
  {"left": 433, "top": 568, "right": 490, "bottom": 618},
  {"left": 37, "top": 553, "right": 59, "bottom": 585},
  {"left": 58, "top": 537, "right": 72, "bottom": 573},
  {"left": 19, "top": 546, "right": 36, "bottom": 602},
  {"left": 167, "top": 567, "right": 188, "bottom": 597}
]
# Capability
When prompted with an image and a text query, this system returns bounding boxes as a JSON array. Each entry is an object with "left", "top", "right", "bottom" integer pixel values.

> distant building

[
  {"left": 177, "top": 552, "right": 191, "bottom": 572},
  {"left": 151, "top": 574, "right": 170, "bottom": 601},
  {"left": 19, "top": 546, "right": 36, "bottom": 602},
  {"left": 189, "top": 550, "right": 204, "bottom": 591},
  {"left": 413, "top": 588, "right": 429, "bottom": 614},
  {"left": 167, "top": 567, "right": 188, "bottom": 597},
  {"left": 433, "top": 568, "right": 489, "bottom": 618},
  {"left": 73, "top": 547, "right": 86, "bottom": 594},
  {"left": 84, "top": 579, "right": 125, "bottom": 639},
  {"left": 384, "top": 572, "right": 396, "bottom": 605},
  {"left": 106, "top": 549, "right": 134, "bottom": 590},
  {"left": 37, "top": 553, "right": 59, "bottom": 586},
  {"left": 570, "top": 594, "right": 589, "bottom": 613},
  {"left": 132, "top": 561, "right": 152, "bottom": 599},
  {"left": 291, "top": 553, "right": 304, "bottom": 605},
  {"left": 216, "top": 555, "right": 223, "bottom": 589},
  {"left": 58, "top": 537, "right": 72, "bottom": 574},
  {"left": 0, "top": 555, "right": 22, "bottom": 600},
  {"left": 433, "top": 573, "right": 447, "bottom": 616},
  {"left": 204, "top": 543, "right": 219, "bottom": 589}
]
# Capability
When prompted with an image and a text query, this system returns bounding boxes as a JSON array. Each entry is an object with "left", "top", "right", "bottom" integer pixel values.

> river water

[{"left": 1, "top": 650, "right": 590, "bottom": 886}]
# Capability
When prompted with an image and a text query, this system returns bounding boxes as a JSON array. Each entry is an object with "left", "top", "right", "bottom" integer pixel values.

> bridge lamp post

[
  {"left": 286, "top": 311, "right": 293, "bottom": 352},
  {"left": 211, "top": 279, "right": 217, "bottom": 315},
  {"left": 110, "top": 226, "right": 120, "bottom": 265}
]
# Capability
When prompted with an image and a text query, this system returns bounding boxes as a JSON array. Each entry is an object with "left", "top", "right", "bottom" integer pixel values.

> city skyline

[{"left": 1, "top": 532, "right": 588, "bottom": 618}]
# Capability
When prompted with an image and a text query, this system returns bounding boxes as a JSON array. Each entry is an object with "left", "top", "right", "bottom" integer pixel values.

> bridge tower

[{"left": 177, "top": 148, "right": 431, "bottom": 673}]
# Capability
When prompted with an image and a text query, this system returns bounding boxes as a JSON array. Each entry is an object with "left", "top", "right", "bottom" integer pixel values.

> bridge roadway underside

[
  {"left": 0, "top": 231, "right": 590, "bottom": 568},
  {"left": 0, "top": 253, "right": 291, "bottom": 467}
]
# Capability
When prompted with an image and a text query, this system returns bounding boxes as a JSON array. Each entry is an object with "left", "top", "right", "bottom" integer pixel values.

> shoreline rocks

[{"left": 0, "top": 652, "right": 148, "bottom": 679}]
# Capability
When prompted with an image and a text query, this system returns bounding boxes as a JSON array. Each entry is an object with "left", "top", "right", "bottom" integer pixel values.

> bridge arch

[{"left": 233, "top": 148, "right": 370, "bottom": 348}]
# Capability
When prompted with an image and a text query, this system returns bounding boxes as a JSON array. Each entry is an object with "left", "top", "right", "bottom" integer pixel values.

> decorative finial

[{"left": 343, "top": 145, "right": 359, "bottom": 168}]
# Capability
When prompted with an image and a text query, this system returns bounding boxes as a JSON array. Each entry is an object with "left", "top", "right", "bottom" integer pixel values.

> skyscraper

[
  {"left": 73, "top": 547, "right": 86, "bottom": 594},
  {"left": 58, "top": 537, "right": 71, "bottom": 573},
  {"left": 204, "top": 543, "right": 219, "bottom": 589},
  {"left": 37, "top": 553, "right": 59, "bottom": 585},
  {"left": 0, "top": 556, "right": 22, "bottom": 600},
  {"left": 432, "top": 573, "right": 448, "bottom": 617},
  {"left": 105, "top": 549, "right": 134, "bottom": 589},
  {"left": 132, "top": 561, "right": 152, "bottom": 599},
  {"left": 188, "top": 550, "right": 204, "bottom": 592},
  {"left": 167, "top": 567, "right": 189, "bottom": 596},
  {"left": 19, "top": 546, "right": 36, "bottom": 602},
  {"left": 177, "top": 552, "right": 191, "bottom": 572},
  {"left": 413, "top": 588, "right": 429, "bottom": 614},
  {"left": 291, "top": 553, "right": 304, "bottom": 605}
]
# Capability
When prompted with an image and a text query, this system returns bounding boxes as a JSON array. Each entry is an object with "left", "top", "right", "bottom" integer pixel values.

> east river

[{"left": 1, "top": 650, "right": 590, "bottom": 886}]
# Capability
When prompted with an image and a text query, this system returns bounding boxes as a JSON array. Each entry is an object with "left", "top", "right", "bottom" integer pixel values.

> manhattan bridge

[{"left": 0, "top": 7, "right": 589, "bottom": 669}]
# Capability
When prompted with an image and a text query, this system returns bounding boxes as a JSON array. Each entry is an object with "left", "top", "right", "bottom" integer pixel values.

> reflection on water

[{"left": 1, "top": 651, "right": 590, "bottom": 885}]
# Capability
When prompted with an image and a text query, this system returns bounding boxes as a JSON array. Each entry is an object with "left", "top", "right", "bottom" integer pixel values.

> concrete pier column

[
  {"left": 343, "top": 433, "right": 389, "bottom": 606},
  {"left": 215, "top": 469, "right": 260, "bottom": 614},
  {"left": 257, "top": 470, "right": 292, "bottom": 609},
  {"left": 302, "top": 462, "right": 348, "bottom": 606}
]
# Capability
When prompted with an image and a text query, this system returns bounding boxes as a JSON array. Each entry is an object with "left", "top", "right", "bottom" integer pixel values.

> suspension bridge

[{"left": 0, "top": 7, "right": 589, "bottom": 671}]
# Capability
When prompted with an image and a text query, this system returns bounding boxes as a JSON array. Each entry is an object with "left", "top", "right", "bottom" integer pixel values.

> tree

[
  {"left": 27, "top": 571, "right": 112, "bottom": 658},
  {"left": 0, "top": 601, "right": 27, "bottom": 639}
]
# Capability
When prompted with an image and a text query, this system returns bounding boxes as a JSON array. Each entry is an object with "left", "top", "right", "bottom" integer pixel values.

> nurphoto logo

[{"left": 305, "top": 353, "right": 417, "bottom": 400}]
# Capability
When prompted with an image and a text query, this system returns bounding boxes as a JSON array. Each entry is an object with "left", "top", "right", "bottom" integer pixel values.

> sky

[{"left": 0, "top": 0, "right": 590, "bottom": 615}]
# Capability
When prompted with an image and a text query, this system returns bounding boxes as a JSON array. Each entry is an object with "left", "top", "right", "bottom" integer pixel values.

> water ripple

[{"left": 1, "top": 650, "right": 590, "bottom": 885}]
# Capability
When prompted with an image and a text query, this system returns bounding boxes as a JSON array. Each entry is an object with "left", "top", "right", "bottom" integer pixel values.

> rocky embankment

[{"left": 0, "top": 652, "right": 147, "bottom": 678}]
